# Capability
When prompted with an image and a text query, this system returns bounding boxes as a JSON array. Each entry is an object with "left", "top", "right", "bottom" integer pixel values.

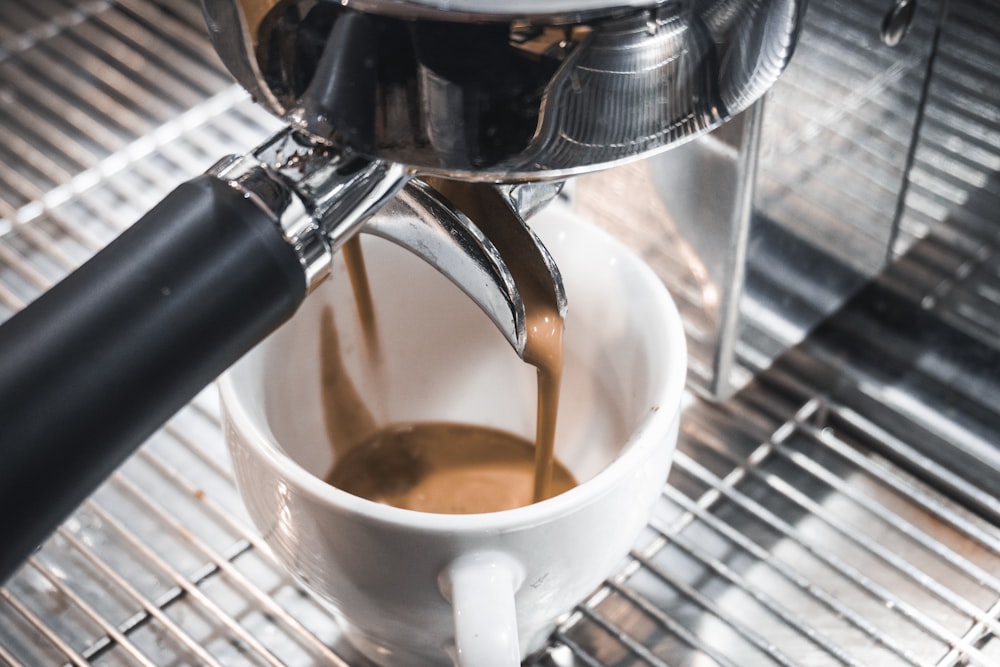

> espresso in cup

[
  {"left": 327, "top": 422, "right": 577, "bottom": 513},
  {"left": 321, "top": 235, "right": 576, "bottom": 514}
]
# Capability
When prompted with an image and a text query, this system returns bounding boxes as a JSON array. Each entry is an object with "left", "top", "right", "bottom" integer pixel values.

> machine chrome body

[
  {"left": 202, "top": 0, "right": 805, "bottom": 179},
  {"left": 649, "top": 0, "right": 947, "bottom": 398}
]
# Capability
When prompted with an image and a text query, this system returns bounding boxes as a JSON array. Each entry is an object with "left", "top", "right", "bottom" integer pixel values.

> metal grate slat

[
  {"left": 548, "top": 390, "right": 1000, "bottom": 666},
  {"left": 53, "top": 526, "right": 224, "bottom": 667},
  {"left": 26, "top": 558, "right": 159, "bottom": 667},
  {"left": 659, "top": 485, "right": 927, "bottom": 666},
  {"left": 1, "top": 586, "right": 93, "bottom": 667},
  {"left": 627, "top": 544, "right": 817, "bottom": 667},
  {"left": 688, "top": 453, "right": 988, "bottom": 663},
  {"left": 77, "top": 500, "right": 286, "bottom": 667},
  {"left": 129, "top": 449, "right": 354, "bottom": 666}
]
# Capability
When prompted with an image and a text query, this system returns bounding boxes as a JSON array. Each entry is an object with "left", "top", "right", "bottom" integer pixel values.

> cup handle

[{"left": 440, "top": 552, "right": 524, "bottom": 667}]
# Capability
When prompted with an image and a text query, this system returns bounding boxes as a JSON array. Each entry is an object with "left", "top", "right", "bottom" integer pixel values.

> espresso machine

[{"left": 1, "top": 0, "right": 999, "bottom": 664}]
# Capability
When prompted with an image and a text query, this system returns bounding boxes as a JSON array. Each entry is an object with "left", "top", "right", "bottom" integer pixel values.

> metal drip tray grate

[
  {"left": 552, "top": 396, "right": 1000, "bottom": 666},
  {"left": 1, "top": 334, "right": 998, "bottom": 666},
  {"left": 2, "top": 1, "right": 1000, "bottom": 666}
]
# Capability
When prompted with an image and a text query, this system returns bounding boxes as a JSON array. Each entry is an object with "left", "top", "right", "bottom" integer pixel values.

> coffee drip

[{"left": 322, "top": 214, "right": 576, "bottom": 513}]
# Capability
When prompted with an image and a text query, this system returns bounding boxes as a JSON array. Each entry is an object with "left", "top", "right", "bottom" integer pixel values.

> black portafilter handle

[{"left": 0, "top": 175, "right": 308, "bottom": 583}]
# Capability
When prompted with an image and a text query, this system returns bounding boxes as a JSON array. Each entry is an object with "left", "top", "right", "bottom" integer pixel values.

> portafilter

[{"left": 0, "top": 0, "right": 803, "bottom": 582}]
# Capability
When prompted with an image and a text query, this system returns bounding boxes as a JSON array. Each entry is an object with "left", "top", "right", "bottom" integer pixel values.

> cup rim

[{"left": 218, "top": 212, "right": 687, "bottom": 532}]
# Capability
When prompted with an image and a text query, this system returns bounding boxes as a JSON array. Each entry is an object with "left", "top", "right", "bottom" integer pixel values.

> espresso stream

[{"left": 322, "top": 233, "right": 575, "bottom": 513}]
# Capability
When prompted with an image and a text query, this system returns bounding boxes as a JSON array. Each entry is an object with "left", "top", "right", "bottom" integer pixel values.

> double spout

[{"left": 214, "top": 128, "right": 566, "bottom": 355}]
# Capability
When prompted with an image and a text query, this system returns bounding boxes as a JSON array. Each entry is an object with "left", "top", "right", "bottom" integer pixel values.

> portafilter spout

[
  {"left": 213, "top": 128, "right": 564, "bottom": 353},
  {"left": 0, "top": 126, "right": 563, "bottom": 583}
]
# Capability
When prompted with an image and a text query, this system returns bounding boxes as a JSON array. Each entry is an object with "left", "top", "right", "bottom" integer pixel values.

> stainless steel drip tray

[
  {"left": 1, "top": 0, "right": 999, "bottom": 665},
  {"left": 3, "top": 355, "right": 999, "bottom": 666}
]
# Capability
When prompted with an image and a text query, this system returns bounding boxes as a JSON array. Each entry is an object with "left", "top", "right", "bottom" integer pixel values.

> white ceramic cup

[{"left": 218, "top": 202, "right": 687, "bottom": 666}]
